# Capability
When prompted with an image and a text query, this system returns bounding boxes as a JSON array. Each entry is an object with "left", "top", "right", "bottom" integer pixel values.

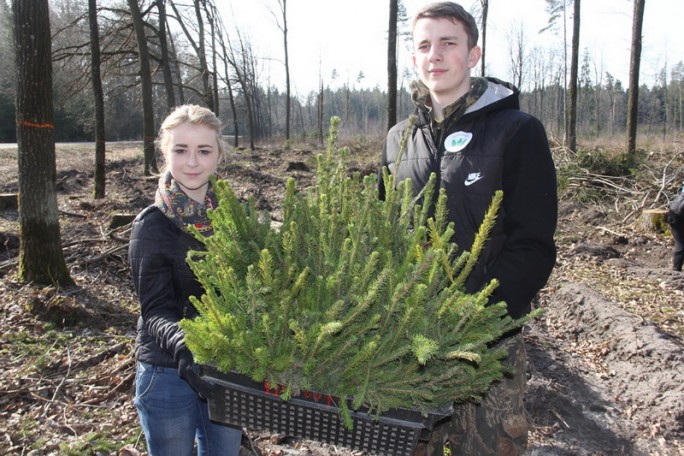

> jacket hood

[
  {"left": 410, "top": 77, "right": 520, "bottom": 121},
  {"left": 467, "top": 77, "right": 519, "bottom": 113}
]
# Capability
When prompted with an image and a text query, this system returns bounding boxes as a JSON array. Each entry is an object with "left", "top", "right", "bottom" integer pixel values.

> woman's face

[{"left": 164, "top": 122, "right": 220, "bottom": 202}]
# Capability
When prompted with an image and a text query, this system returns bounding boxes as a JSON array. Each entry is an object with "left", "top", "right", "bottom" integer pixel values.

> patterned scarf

[
  {"left": 410, "top": 77, "right": 489, "bottom": 123},
  {"left": 410, "top": 77, "right": 489, "bottom": 144},
  {"left": 154, "top": 170, "right": 218, "bottom": 237}
]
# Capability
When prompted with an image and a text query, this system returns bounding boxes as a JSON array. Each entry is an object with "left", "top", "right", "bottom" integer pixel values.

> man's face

[{"left": 412, "top": 17, "right": 481, "bottom": 106}]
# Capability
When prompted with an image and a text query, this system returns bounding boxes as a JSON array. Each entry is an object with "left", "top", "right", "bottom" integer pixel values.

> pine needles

[{"left": 181, "top": 116, "right": 535, "bottom": 427}]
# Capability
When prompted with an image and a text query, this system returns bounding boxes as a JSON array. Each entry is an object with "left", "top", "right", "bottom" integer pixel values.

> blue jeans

[{"left": 134, "top": 361, "right": 242, "bottom": 456}]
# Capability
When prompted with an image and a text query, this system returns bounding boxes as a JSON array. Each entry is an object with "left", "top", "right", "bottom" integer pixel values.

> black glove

[{"left": 177, "top": 348, "right": 216, "bottom": 400}]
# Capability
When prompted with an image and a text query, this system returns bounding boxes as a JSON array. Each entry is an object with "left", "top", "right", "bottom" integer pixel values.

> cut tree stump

[
  {"left": 639, "top": 209, "right": 668, "bottom": 233},
  {"left": 109, "top": 213, "right": 136, "bottom": 230},
  {"left": 0, "top": 193, "right": 18, "bottom": 210}
]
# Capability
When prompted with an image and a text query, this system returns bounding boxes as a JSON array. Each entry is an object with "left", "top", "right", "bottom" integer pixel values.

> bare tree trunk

[
  {"left": 273, "top": 0, "right": 291, "bottom": 141},
  {"left": 317, "top": 74, "right": 324, "bottom": 145},
  {"left": 297, "top": 102, "right": 306, "bottom": 138},
  {"left": 169, "top": 0, "right": 212, "bottom": 110},
  {"left": 566, "top": 0, "right": 580, "bottom": 152},
  {"left": 555, "top": 70, "right": 564, "bottom": 133},
  {"left": 626, "top": 0, "right": 645, "bottom": 158},
  {"left": 168, "top": 31, "right": 185, "bottom": 104},
  {"left": 227, "top": 31, "right": 256, "bottom": 150},
  {"left": 266, "top": 86, "right": 273, "bottom": 137},
  {"left": 204, "top": 0, "right": 219, "bottom": 116},
  {"left": 215, "top": 15, "right": 239, "bottom": 146},
  {"left": 283, "top": 0, "right": 291, "bottom": 142},
  {"left": 246, "top": 41, "right": 263, "bottom": 142},
  {"left": 89, "top": 0, "right": 106, "bottom": 199},
  {"left": 562, "top": 1, "right": 568, "bottom": 138},
  {"left": 593, "top": 62, "right": 602, "bottom": 137},
  {"left": 387, "top": 0, "right": 398, "bottom": 132},
  {"left": 479, "top": 0, "right": 489, "bottom": 77},
  {"left": 194, "top": 0, "right": 212, "bottom": 111},
  {"left": 345, "top": 81, "right": 350, "bottom": 124},
  {"left": 661, "top": 68, "right": 668, "bottom": 139},
  {"left": 507, "top": 25, "right": 525, "bottom": 90},
  {"left": 128, "top": 0, "right": 157, "bottom": 175},
  {"left": 610, "top": 85, "right": 617, "bottom": 136},
  {"left": 12, "top": 0, "right": 73, "bottom": 286},
  {"left": 155, "top": 0, "right": 176, "bottom": 112},
  {"left": 679, "top": 74, "right": 683, "bottom": 132}
]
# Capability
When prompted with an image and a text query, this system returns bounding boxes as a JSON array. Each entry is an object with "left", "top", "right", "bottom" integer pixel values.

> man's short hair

[{"left": 412, "top": 1, "right": 479, "bottom": 49}]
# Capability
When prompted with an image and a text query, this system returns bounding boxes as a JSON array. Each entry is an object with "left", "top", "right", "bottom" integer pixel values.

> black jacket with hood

[
  {"left": 129, "top": 205, "right": 203, "bottom": 368},
  {"left": 379, "top": 77, "right": 557, "bottom": 319}
]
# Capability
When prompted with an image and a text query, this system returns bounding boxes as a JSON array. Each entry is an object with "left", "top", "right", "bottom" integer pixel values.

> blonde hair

[{"left": 156, "top": 104, "right": 226, "bottom": 157}]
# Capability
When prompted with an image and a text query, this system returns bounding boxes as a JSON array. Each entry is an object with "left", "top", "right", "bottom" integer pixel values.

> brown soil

[{"left": 0, "top": 140, "right": 683, "bottom": 455}]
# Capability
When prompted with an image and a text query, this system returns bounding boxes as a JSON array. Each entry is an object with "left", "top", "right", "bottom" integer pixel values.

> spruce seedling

[{"left": 181, "top": 116, "right": 537, "bottom": 427}]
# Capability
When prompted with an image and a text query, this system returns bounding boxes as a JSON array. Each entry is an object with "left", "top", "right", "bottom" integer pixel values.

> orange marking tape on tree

[{"left": 19, "top": 120, "right": 55, "bottom": 129}]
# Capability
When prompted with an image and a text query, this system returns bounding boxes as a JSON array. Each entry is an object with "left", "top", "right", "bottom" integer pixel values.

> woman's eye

[
  {"left": 199, "top": 149, "right": 212, "bottom": 155},
  {"left": 173, "top": 148, "right": 186, "bottom": 154}
]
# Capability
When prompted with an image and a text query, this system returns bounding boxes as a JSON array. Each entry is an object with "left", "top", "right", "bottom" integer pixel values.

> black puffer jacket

[
  {"left": 380, "top": 78, "right": 557, "bottom": 319},
  {"left": 129, "top": 205, "right": 203, "bottom": 368}
]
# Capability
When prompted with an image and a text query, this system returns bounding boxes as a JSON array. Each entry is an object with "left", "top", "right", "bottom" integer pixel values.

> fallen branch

[
  {"left": 62, "top": 238, "right": 108, "bottom": 248},
  {"left": 58, "top": 209, "right": 87, "bottom": 218},
  {"left": 0, "top": 258, "right": 18, "bottom": 274},
  {"left": 654, "top": 152, "right": 679, "bottom": 205},
  {"left": 106, "top": 222, "right": 132, "bottom": 243},
  {"left": 48, "top": 342, "right": 129, "bottom": 371},
  {"left": 567, "top": 174, "right": 638, "bottom": 196},
  {"left": 79, "top": 244, "right": 128, "bottom": 265},
  {"left": 43, "top": 346, "right": 73, "bottom": 418},
  {"left": 595, "top": 225, "right": 627, "bottom": 238},
  {"left": 82, "top": 370, "right": 135, "bottom": 405}
]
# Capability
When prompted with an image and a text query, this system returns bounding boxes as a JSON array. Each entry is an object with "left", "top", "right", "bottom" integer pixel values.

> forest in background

[{"left": 0, "top": 0, "right": 682, "bottom": 148}]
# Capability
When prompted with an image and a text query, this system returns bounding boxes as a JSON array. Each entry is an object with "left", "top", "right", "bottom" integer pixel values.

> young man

[{"left": 379, "top": 2, "right": 557, "bottom": 455}]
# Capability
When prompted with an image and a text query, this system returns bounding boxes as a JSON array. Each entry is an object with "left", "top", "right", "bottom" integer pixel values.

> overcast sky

[{"left": 218, "top": 0, "right": 683, "bottom": 95}]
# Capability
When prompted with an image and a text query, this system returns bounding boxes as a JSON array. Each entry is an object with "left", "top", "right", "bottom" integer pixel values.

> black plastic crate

[{"left": 201, "top": 366, "right": 452, "bottom": 456}]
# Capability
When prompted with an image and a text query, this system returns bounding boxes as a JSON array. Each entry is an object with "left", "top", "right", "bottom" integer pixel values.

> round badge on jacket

[{"left": 445, "top": 131, "right": 473, "bottom": 153}]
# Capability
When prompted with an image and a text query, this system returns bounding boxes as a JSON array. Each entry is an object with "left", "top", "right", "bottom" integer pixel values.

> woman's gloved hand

[{"left": 177, "top": 348, "right": 216, "bottom": 400}]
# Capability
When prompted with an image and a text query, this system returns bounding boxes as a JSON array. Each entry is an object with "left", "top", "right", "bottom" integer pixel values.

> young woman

[{"left": 129, "top": 105, "right": 242, "bottom": 455}]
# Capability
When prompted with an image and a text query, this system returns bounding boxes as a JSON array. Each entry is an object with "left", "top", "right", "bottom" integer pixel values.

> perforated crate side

[{"left": 202, "top": 368, "right": 440, "bottom": 456}]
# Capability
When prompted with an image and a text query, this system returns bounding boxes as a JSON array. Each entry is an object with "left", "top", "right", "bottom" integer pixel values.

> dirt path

[{"left": 526, "top": 280, "right": 684, "bottom": 455}]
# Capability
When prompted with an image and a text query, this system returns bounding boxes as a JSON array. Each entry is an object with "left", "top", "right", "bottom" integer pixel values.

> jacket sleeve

[
  {"left": 378, "top": 122, "right": 405, "bottom": 201},
  {"left": 669, "top": 194, "right": 684, "bottom": 217},
  {"left": 378, "top": 136, "right": 392, "bottom": 201},
  {"left": 129, "top": 209, "right": 187, "bottom": 362},
  {"left": 483, "top": 116, "right": 558, "bottom": 319}
]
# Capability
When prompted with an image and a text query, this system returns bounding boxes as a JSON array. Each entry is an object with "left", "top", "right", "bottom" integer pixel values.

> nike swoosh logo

[{"left": 464, "top": 175, "right": 484, "bottom": 186}]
